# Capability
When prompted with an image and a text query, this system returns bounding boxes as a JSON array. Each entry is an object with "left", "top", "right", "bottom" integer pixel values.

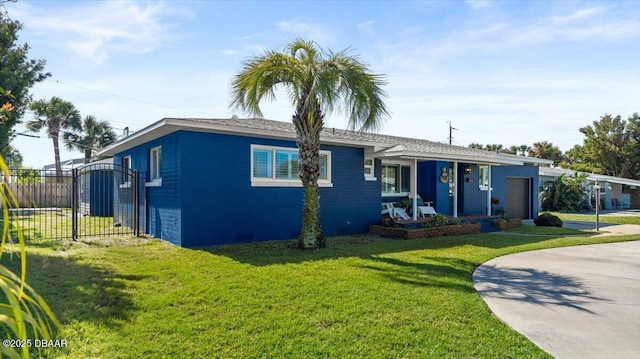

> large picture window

[
  {"left": 381, "top": 164, "right": 410, "bottom": 194},
  {"left": 251, "top": 145, "right": 331, "bottom": 187}
]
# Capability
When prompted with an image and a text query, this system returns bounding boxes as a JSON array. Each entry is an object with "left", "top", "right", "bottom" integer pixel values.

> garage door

[{"left": 506, "top": 178, "right": 531, "bottom": 219}]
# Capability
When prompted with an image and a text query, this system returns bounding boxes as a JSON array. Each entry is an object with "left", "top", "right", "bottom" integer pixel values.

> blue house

[{"left": 98, "top": 118, "right": 551, "bottom": 247}]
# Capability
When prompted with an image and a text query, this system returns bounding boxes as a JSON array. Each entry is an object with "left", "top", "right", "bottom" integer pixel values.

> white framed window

[
  {"left": 364, "top": 158, "right": 376, "bottom": 181},
  {"left": 381, "top": 163, "right": 410, "bottom": 195},
  {"left": 120, "top": 155, "right": 132, "bottom": 188},
  {"left": 479, "top": 165, "right": 489, "bottom": 190},
  {"left": 148, "top": 146, "right": 162, "bottom": 186},
  {"left": 251, "top": 145, "right": 332, "bottom": 187}
]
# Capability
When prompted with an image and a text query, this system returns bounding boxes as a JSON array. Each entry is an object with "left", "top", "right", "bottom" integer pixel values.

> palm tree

[
  {"left": 64, "top": 115, "right": 117, "bottom": 164},
  {"left": 230, "top": 39, "right": 388, "bottom": 249},
  {"left": 529, "top": 141, "right": 562, "bottom": 165},
  {"left": 27, "top": 97, "right": 81, "bottom": 178}
]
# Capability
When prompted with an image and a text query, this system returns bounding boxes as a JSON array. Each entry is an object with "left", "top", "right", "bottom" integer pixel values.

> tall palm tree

[
  {"left": 27, "top": 97, "right": 81, "bottom": 178},
  {"left": 64, "top": 115, "right": 117, "bottom": 164},
  {"left": 529, "top": 141, "right": 562, "bottom": 165},
  {"left": 230, "top": 39, "right": 388, "bottom": 249}
]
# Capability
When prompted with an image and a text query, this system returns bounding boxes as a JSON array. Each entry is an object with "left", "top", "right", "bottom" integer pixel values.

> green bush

[{"left": 534, "top": 212, "right": 564, "bottom": 227}]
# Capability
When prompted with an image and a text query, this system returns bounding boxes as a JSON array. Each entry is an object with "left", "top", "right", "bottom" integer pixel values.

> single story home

[
  {"left": 98, "top": 117, "right": 552, "bottom": 247},
  {"left": 539, "top": 167, "right": 640, "bottom": 210}
]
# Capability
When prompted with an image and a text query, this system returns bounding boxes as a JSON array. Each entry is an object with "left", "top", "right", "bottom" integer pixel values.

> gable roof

[{"left": 98, "top": 117, "right": 553, "bottom": 166}]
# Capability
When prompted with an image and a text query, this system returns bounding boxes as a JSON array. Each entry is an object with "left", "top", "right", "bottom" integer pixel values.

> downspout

[
  {"left": 453, "top": 161, "right": 458, "bottom": 217},
  {"left": 487, "top": 164, "right": 492, "bottom": 216},
  {"left": 412, "top": 158, "right": 417, "bottom": 221}
]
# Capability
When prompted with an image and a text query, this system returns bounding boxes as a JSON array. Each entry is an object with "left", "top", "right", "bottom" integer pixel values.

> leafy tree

[
  {"left": 468, "top": 143, "right": 484, "bottom": 150},
  {"left": 63, "top": 115, "right": 117, "bottom": 164},
  {"left": 539, "top": 173, "right": 590, "bottom": 212},
  {"left": 0, "top": 11, "right": 50, "bottom": 161},
  {"left": 528, "top": 141, "right": 562, "bottom": 166},
  {"left": 576, "top": 114, "right": 640, "bottom": 179},
  {"left": 13, "top": 166, "right": 39, "bottom": 183},
  {"left": 230, "top": 39, "right": 388, "bottom": 249},
  {"left": 27, "top": 97, "right": 81, "bottom": 179}
]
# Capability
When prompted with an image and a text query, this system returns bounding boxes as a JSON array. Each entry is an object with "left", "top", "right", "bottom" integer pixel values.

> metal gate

[{"left": 2, "top": 164, "right": 140, "bottom": 240}]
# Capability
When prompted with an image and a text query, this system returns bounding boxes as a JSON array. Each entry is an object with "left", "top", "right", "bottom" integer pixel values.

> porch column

[
  {"left": 412, "top": 158, "right": 417, "bottom": 220},
  {"left": 453, "top": 161, "right": 458, "bottom": 217},
  {"left": 487, "top": 164, "right": 492, "bottom": 216}
]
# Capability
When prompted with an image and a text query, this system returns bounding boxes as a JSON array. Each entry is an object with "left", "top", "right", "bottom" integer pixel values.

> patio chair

[
  {"left": 381, "top": 202, "right": 410, "bottom": 220},
  {"left": 611, "top": 198, "right": 621, "bottom": 210},
  {"left": 417, "top": 201, "right": 437, "bottom": 217}
]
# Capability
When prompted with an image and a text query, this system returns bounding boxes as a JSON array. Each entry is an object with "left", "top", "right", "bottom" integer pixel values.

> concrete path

[{"left": 473, "top": 240, "right": 640, "bottom": 359}]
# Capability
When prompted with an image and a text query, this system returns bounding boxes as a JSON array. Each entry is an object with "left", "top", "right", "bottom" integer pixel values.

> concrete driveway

[{"left": 473, "top": 240, "right": 640, "bottom": 359}]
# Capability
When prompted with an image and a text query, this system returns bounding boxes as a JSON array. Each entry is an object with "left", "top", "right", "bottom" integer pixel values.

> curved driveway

[{"left": 473, "top": 239, "right": 640, "bottom": 359}]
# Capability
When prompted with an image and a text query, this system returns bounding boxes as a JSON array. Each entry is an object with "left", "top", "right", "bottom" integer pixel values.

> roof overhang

[{"left": 99, "top": 118, "right": 389, "bottom": 156}]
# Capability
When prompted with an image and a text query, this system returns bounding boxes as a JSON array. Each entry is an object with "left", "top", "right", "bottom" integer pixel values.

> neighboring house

[
  {"left": 539, "top": 167, "right": 640, "bottom": 210},
  {"left": 98, "top": 118, "right": 552, "bottom": 247}
]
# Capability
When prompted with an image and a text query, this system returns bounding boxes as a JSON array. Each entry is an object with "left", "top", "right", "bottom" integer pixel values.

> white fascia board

[
  {"left": 98, "top": 119, "right": 173, "bottom": 156},
  {"left": 375, "top": 150, "right": 524, "bottom": 166}
]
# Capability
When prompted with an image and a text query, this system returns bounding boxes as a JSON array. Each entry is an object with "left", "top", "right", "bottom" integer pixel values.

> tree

[
  {"left": 63, "top": 115, "right": 117, "bottom": 164},
  {"left": 0, "top": 11, "right": 50, "bottom": 161},
  {"left": 27, "top": 97, "right": 81, "bottom": 178},
  {"left": 539, "top": 173, "right": 590, "bottom": 212},
  {"left": 468, "top": 143, "right": 484, "bottom": 150},
  {"left": 576, "top": 114, "right": 640, "bottom": 179},
  {"left": 528, "top": 141, "right": 562, "bottom": 166},
  {"left": 230, "top": 39, "right": 388, "bottom": 249}
]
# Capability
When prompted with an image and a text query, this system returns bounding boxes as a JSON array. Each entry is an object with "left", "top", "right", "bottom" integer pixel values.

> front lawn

[
  {"left": 3, "top": 230, "right": 639, "bottom": 358},
  {"left": 546, "top": 211, "right": 640, "bottom": 225}
]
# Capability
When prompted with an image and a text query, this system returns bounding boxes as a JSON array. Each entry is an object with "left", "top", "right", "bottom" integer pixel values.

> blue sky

[{"left": 6, "top": 0, "right": 640, "bottom": 168}]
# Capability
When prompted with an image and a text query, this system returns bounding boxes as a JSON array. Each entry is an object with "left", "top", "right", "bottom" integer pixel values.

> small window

[
  {"left": 479, "top": 165, "right": 489, "bottom": 189},
  {"left": 122, "top": 156, "right": 131, "bottom": 171},
  {"left": 364, "top": 158, "right": 376, "bottom": 180},
  {"left": 120, "top": 156, "right": 132, "bottom": 187},
  {"left": 150, "top": 146, "right": 162, "bottom": 182}
]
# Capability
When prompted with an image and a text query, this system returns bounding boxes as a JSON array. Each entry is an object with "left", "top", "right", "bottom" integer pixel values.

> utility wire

[{"left": 53, "top": 79, "right": 212, "bottom": 116}]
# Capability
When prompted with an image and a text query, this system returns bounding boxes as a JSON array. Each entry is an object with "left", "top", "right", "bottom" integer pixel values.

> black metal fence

[{"left": 2, "top": 164, "right": 140, "bottom": 240}]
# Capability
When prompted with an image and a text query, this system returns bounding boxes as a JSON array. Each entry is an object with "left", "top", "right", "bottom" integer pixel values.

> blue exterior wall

[
  {"left": 170, "top": 131, "right": 380, "bottom": 247},
  {"left": 417, "top": 161, "right": 451, "bottom": 215},
  {"left": 113, "top": 132, "right": 183, "bottom": 246}
]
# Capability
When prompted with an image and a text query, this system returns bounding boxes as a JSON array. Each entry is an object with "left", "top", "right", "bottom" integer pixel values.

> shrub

[{"left": 534, "top": 213, "right": 563, "bottom": 227}]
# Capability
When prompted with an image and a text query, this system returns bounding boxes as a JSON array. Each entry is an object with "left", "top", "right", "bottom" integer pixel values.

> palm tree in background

[
  {"left": 27, "top": 96, "right": 81, "bottom": 178},
  {"left": 64, "top": 115, "right": 117, "bottom": 164},
  {"left": 529, "top": 141, "right": 562, "bottom": 165},
  {"left": 230, "top": 39, "right": 389, "bottom": 249}
]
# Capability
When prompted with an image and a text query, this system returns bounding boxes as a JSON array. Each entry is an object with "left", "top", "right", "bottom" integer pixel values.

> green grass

[
  {"left": 544, "top": 211, "right": 640, "bottom": 225},
  {"left": 2, "top": 228, "right": 639, "bottom": 358}
]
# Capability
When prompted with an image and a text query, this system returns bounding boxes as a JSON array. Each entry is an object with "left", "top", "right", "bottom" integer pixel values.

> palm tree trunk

[
  {"left": 293, "top": 100, "right": 325, "bottom": 249},
  {"left": 84, "top": 149, "right": 92, "bottom": 164},
  {"left": 52, "top": 133, "right": 62, "bottom": 183}
]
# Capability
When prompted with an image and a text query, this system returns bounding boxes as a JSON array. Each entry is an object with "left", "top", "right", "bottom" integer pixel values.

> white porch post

[
  {"left": 487, "top": 164, "right": 492, "bottom": 216},
  {"left": 412, "top": 158, "right": 418, "bottom": 220},
  {"left": 453, "top": 161, "right": 458, "bottom": 217}
]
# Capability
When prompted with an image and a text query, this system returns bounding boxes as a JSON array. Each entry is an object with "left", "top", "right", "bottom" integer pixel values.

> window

[
  {"left": 364, "top": 158, "right": 376, "bottom": 180},
  {"left": 479, "top": 165, "right": 489, "bottom": 190},
  {"left": 381, "top": 164, "right": 410, "bottom": 194},
  {"left": 149, "top": 146, "right": 162, "bottom": 185},
  {"left": 120, "top": 156, "right": 132, "bottom": 187},
  {"left": 250, "top": 145, "right": 331, "bottom": 187}
]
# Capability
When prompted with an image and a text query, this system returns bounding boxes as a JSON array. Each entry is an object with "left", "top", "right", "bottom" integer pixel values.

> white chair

[
  {"left": 381, "top": 202, "right": 410, "bottom": 220},
  {"left": 417, "top": 201, "right": 436, "bottom": 217}
]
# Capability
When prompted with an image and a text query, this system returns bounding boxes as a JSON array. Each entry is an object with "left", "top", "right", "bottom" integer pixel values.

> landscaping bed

[
  {"left": 370, "top": 222, "right": 482, "bottom": 239},
  {"left": 492, "top": 218, "right": 522, "bottom": 230}
]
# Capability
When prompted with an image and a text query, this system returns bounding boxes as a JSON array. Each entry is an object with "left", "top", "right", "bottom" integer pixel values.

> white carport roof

[{"left": 539, "top": 167, "right": 640, "bottom": 187}]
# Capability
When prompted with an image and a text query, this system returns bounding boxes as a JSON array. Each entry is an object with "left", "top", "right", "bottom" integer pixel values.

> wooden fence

[{"left": 4, "top": 182, "right": 73, "bottom": 208}]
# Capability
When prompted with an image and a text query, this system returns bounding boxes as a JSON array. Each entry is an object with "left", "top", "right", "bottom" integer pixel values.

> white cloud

[
  {"left": 466, "top": 0, "right": 490, "bottom": 10},
  {"left": 13, "top": 1, "right": 191, "bottom": 64},
  {"left": 552, "top": 6, "right": 605, "bottom": 23},
  {"left": 357, "top": 20, "right": 375, "bottom": 35},
  {"left": 275, "top": 17, "right": 331, "bottom": 43}
]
